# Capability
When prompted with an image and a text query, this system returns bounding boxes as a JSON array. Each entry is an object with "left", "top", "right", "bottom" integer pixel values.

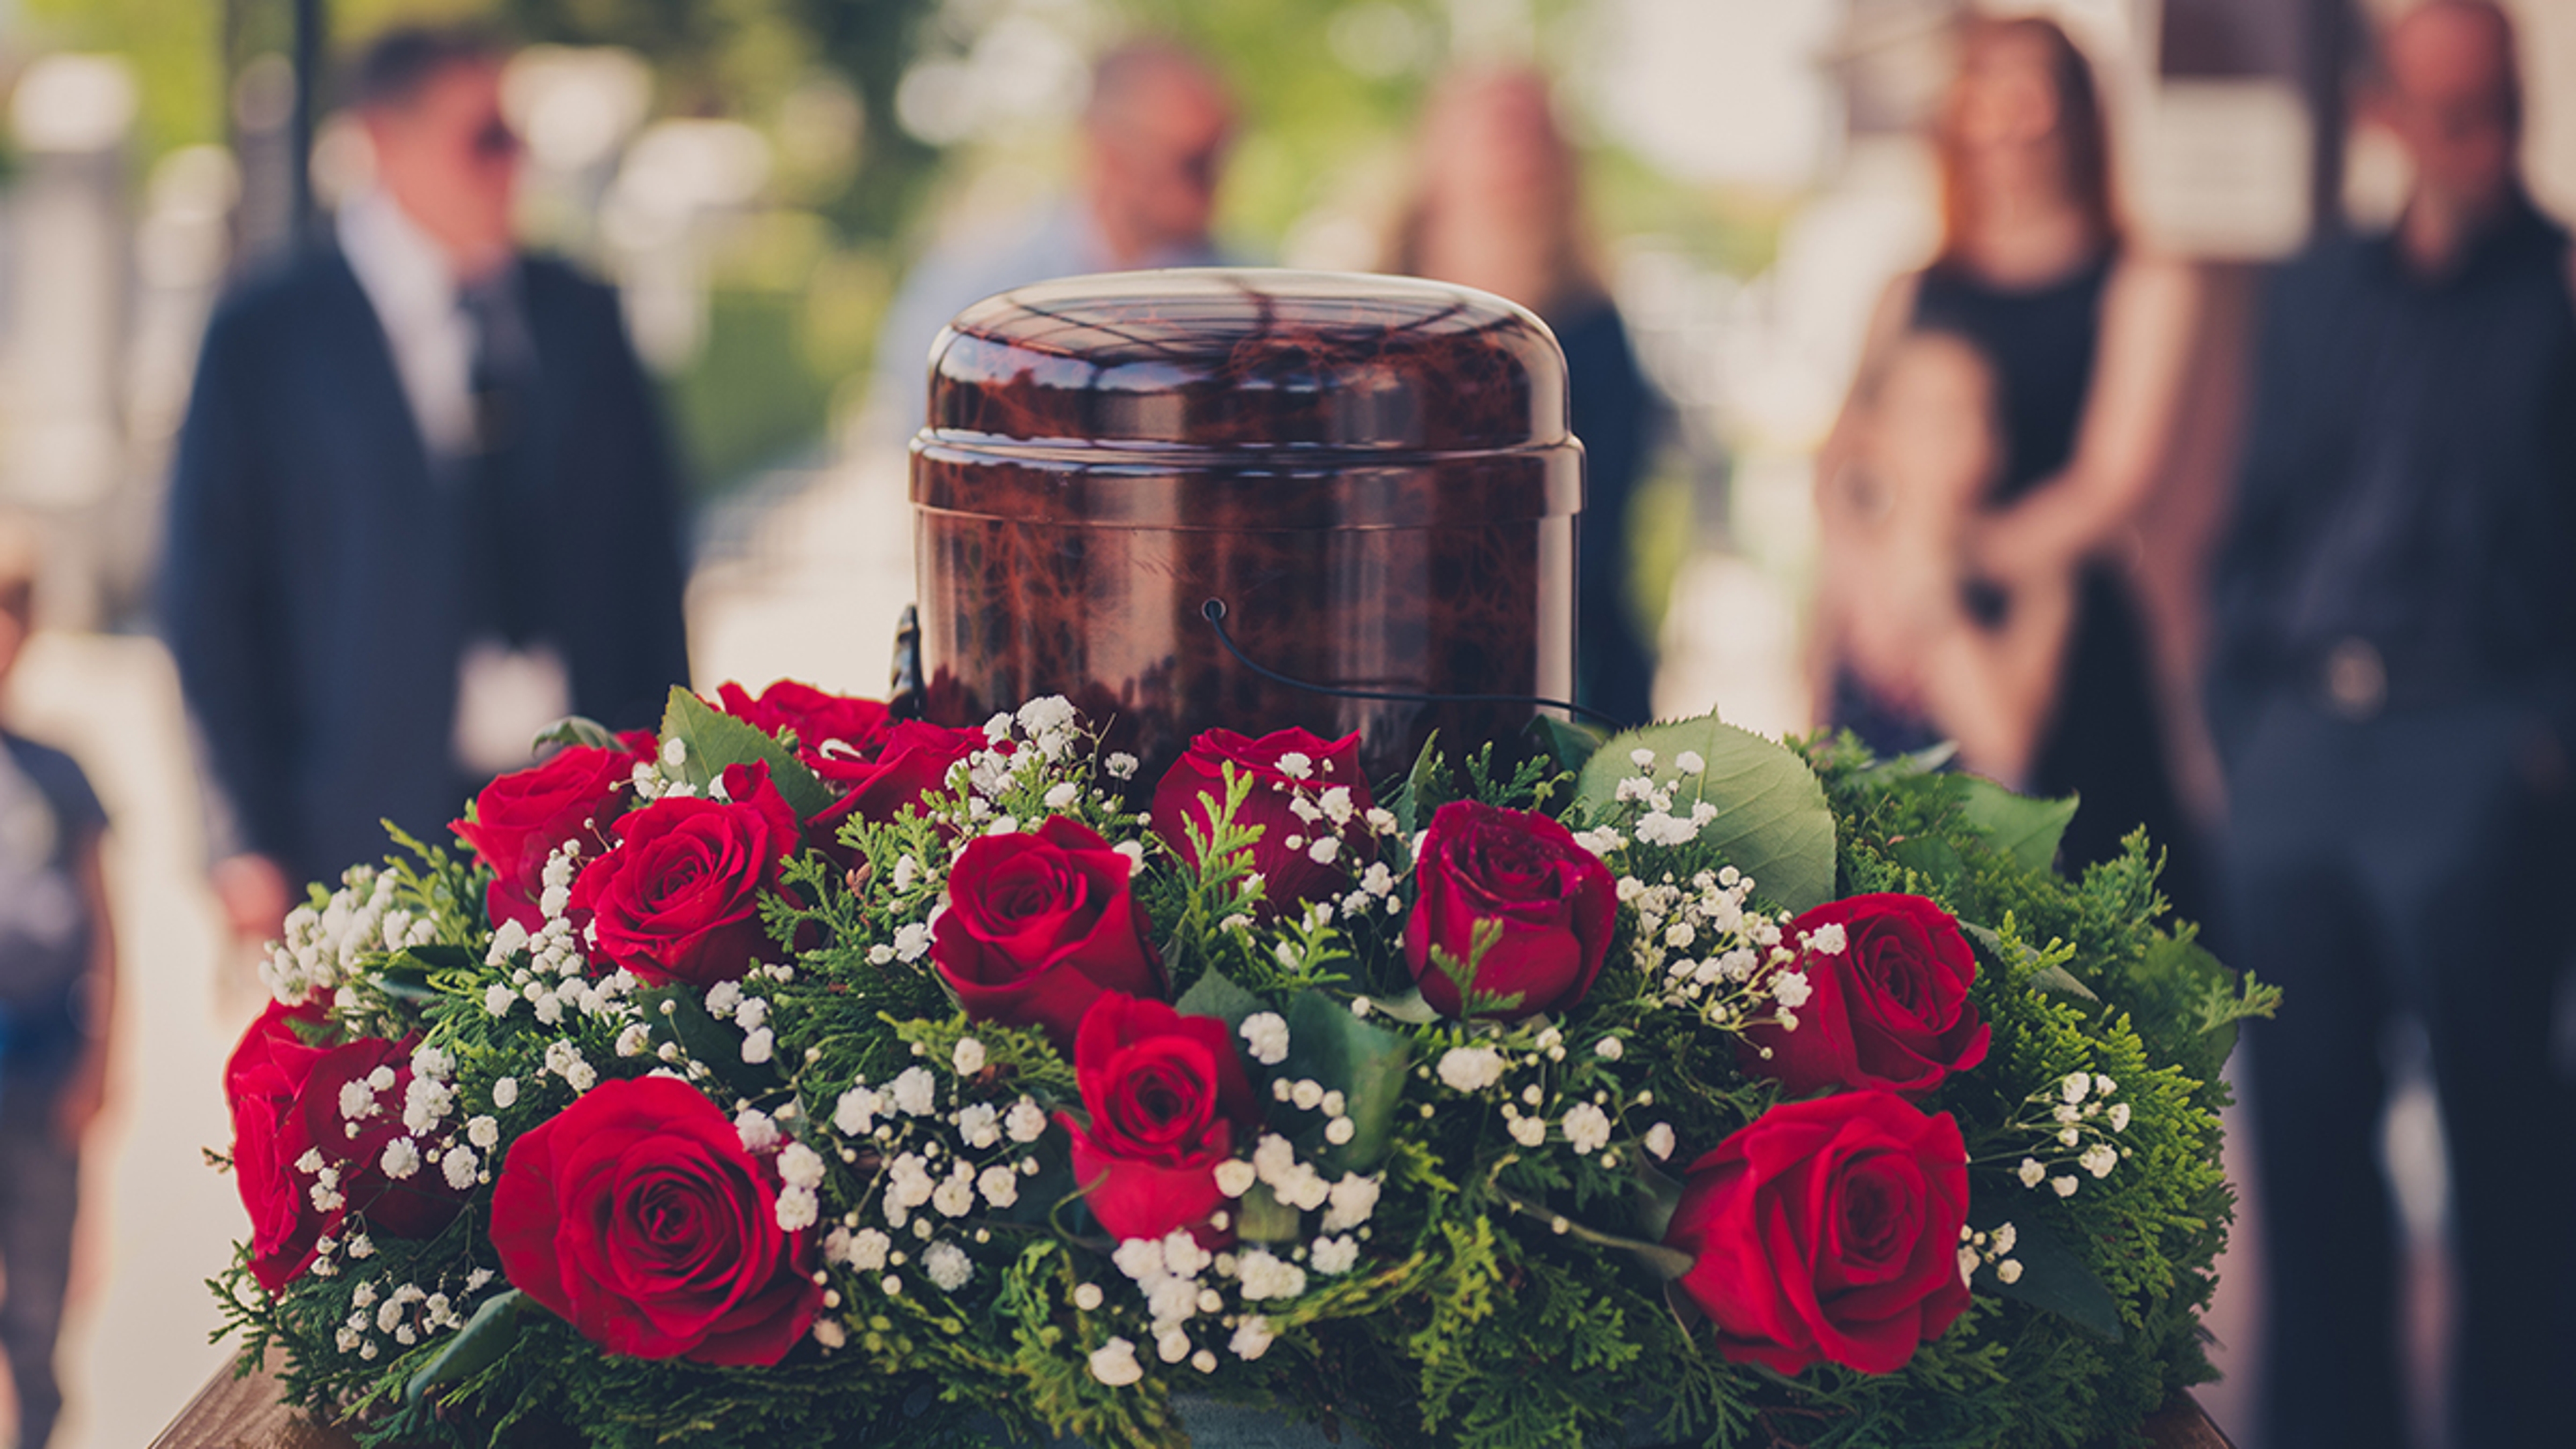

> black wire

[{"left": 1199, "top": 598, "right": 1632, "bottom": 730}]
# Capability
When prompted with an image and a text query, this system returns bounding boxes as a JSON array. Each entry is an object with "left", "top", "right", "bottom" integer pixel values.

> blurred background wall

[{"left": 0, "top": 3, "right": 2571, "bottom": 1446}]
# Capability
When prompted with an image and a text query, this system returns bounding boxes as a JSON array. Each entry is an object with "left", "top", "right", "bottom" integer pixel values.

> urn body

[{"left": 910, "top": 268, "right": 1580, "bottom": 786}]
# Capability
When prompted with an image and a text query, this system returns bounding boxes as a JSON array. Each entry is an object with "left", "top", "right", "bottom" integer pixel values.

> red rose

[
  {"left": 1058, "top": 994, "right": 1261, "bottom": 1242},
  {"left": 1663, "top": 1090, "right": 1972, "bottom": 1375},
  {"left": 570, "top": 761, "right": 802, "bottom": 987},
  {"left": 805, "top": 720, "right": 988, "bottom": 862},
  {"left": 1404, "top": 800, "right": 1617, "bottom": 1020},
  {"left": 1150, "top": 729, "right": 1374, "bottom": 915},
  {"left": 716, "top": 680, "right": 892, "bottom": 769},
  {"left": 491, "top": 1075, "right": 820, "bottom": 1365},
  {"left": 1739, "top": 894, "right": 1990, "bottom": 1096},
  {"left": 225, "top": 1000, "right": 333, "bottom": 1289},
  {"left": 454, "top": 736, "right": 652, "bottom": 932},
  {"left": 224, "top": 1002, "right": 464, "bottom": 1291},
  {"left": 932, "top": 816, "right": 1165, "bottom": 1047}
]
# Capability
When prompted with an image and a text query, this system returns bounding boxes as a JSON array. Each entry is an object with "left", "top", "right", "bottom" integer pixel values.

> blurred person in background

[
  {"left": 1809, "top": 329, "right": 2071, "bottom": 786},
  {"left": 2208, "top": 5, "right": 2576, "bottom": 1445},
  {"left": 1388, "top": 66, "right": 1660, "bottom": 727},
  {"left": 1815, "top": 15, "right": 2207, "bottom": 924},
  {"left": 870, "top": 39, "right": 1236, "bottom": 434},
  {"left": 0, "top": 516, "right": 116, "bottom": 1449},
  {"left": 162, "top": 25, "right": 690, "bottom": 944}
]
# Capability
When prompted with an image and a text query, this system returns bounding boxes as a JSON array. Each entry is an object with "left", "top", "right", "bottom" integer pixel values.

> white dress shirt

[{"left": 335, "top": 189, "right": 571, "bottom": 777}]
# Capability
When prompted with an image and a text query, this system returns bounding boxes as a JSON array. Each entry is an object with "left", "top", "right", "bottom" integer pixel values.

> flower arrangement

[{"left": 212, "top": 682, "right": 2273, "bottom": 1449}]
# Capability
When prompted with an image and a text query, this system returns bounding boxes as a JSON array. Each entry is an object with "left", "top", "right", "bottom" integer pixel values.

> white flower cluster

[
  {"left": 794, "top": 1038, "right": 1055, "bottom": 1348},
  {"left": 1431, "top": 1027, "right": 1651, "bottom": 1171},
  {"left": 479, "top": 844, "right": 640, "bottom": 1031},
  {"left": 1957, "top": 1220, "right": 2024, "bottom": 1287},
  {"left": 1616, "top": 867, "right": 1810, "bottom": 1038},
  {"left": 1578, "top": 748, "right": 1719, "bottom": 851},
  {"left": 329, "top": 1265, "right": 496, "bottom": 1360},
  {"left": 2012, "top": 1071, "right": 2133, "bottom": 1198},
  {"left": 299, "top": 1047, "right": 491, "bottom": 1281},
  {"left": 264, "top": 867, "right": 421, "bottom": 1004}
]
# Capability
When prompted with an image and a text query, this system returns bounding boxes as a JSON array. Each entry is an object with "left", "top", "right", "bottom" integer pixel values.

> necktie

[{"left": 458, "top": 276, "right": 537, "bottom": 646}]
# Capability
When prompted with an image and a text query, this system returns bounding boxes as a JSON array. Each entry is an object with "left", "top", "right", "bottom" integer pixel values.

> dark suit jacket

[{"left": 162, "top": 242, "right": 690, "bottom": 888}]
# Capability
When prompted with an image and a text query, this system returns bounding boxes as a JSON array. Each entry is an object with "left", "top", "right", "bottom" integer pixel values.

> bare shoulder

[{"left": 2106, "top": 250, "right": 2205, "bottom": 317}]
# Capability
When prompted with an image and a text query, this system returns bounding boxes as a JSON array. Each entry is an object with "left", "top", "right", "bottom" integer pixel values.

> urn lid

[{"left": 923, "top": 268, "right": 1569, "bottom": 453}]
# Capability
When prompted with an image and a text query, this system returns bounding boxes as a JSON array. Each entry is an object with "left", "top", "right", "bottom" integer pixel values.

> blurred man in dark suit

[
  {"left": 164, "top": 26, "right": 689, "bottom": 939},
  {"left": 2210, "top": 5, "right": 2576, "bottom": 1446}
]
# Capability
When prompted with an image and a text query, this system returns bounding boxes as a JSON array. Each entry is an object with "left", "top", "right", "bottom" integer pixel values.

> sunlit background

[{"left": 2, "top": 1, "right": 2573, "bottom": 1445}]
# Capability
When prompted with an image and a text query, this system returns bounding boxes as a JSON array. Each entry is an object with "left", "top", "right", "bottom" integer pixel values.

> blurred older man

[
  {"left": 870, "top": 40, "right": 1237, "bottom": 433},
  {"left": 2210, "top": 4, "right": 2576, "bottom": 1445},
  {"left": 164, "top": 26, "right": 689, "bottom": 936}
]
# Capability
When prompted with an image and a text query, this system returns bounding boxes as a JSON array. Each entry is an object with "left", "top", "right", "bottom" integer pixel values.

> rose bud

[
  {"left": 1150, "top": 728, "right": 1373, "bottom": 915},
  {"left": 1404, "top": 800, "right": 1617, "bottom": 1020},
  {"left": 1057, "top": 994, "right": 1263, "bottom": 1242},
  {"left": 1739, "top": 894, "right": 1990, "bottom": 1097},
  {"left": 569, "top": 760, "right": 803, "bottom": 987},
  {"left": 932, "top": 816, "right": 1165, "bottom": 1047},
  {"left": 1663, "top": 1090, "right": 1972, "bottom": 1375},
  {"left": 453, "top": 735, "right": 653, "bottom": 932},
  {"left": 492, "top": 1075, "right": 821, "bottom": 1365}
]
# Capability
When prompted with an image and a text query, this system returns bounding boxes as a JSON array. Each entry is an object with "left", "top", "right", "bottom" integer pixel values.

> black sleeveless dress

[{"left": 1902, "top": 254, "right": 2204, "bottom": 922}]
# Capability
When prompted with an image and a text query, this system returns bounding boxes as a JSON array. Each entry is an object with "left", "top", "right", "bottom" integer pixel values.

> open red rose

[
  {"left": 224, "top": 1002, "right": 464, "bottom": 1291},
  {"left": 932, "top": 816, "right": 1165, "bottom": 1047},
  {"left": 715, "top": 680, "right": 892, "bottom": 766},
  {"left": 1663, "top": 1090, "right": 1972, "bottom": 1375},
  {"left": 453, "top": 735, "right": 653, "bottom": 932},
  {"left": 570, "top": 761, "right": 802, "bottom": 987},
  {"left": 225, "top": 1000, "right": 334, "bottom": 1289},
  {"left": 492, "top": 1075, "right": 820, "bottom": 1365},
  {"left": 804, "top": 720, "right": 989, "bottom": 863},
  {"left": 1059, "top": 994, "right": 1261, "bottom": 1242},
  {"left": 1739, "top": 894, "right": 1990, "bottom": 1096},
  {"left": 1405, "top": 800, "right": 1617, "bottom": 1020},
  {"left": 1150, "top": 728, "right": 1373, "bottom": 916}
]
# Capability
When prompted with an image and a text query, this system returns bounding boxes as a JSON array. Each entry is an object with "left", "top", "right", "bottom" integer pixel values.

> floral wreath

[{"left": 215, "top": 681, "right": 2273, "bottom": 1449}]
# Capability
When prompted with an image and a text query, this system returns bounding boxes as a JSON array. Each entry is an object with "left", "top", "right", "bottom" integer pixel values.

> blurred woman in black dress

[
  {"left": 1813, "top": 15, "right": 2210, "bottom": 923},
  {"left": 1389, "top": 66, "right": 1661, "bottom": 728}
]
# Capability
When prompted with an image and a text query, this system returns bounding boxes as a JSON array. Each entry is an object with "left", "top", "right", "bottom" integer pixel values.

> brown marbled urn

[{"left": 910, "top": 268, "right": 1579, "bottom": 788}]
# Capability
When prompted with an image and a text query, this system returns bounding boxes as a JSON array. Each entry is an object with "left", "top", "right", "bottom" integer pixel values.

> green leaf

[
  {"left": 1356, "top": 989, "right": 1439, "bottom": 1026},
  {"left": 1380, "top": 731, "right": 1446, "bottom": 837},
  {"left": 1281, "top": 991, "right": 1412, "bottom": 1173},
  {"left": 405, "top": 1289, "right": 527, "bottom": 1407},
  {"left": 1574, "top": 714, "right": 1837, "bottom": 912},
  {"left": 659, "top": 687, "right": 839, "bottom": 822},
  {"left": 1232, "top": 1183, "right": 1301, "bottom": 1242},
  {"left": 1886, "top": 835, "right": 1965, "bottom": 893},
  {"left": 1955, "top": 777, "right": 2079, "bottom": 875},
  {"left": 531, "top": 715, "right": 624, "bottom": 753},
  {"left": 1971, "top": 1210, "right": 2123, "bottom": 1340},
  {"left": 1173, "top": 969, "right": 1265, "bottom": 1032},
  {"left": 1631, "top": 1160, "right": 1686, "bottom": 1244},
  {"left": 1524, "top": 713, "right": 1611, "bottom": 775},
  {"left": 1852, "top": 741, "right": 1959, "bottom": 786}
]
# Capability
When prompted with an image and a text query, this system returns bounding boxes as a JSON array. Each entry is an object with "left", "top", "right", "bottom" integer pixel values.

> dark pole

[{"left": 290, "top": 0, "right": 324, "bottom": 231}]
